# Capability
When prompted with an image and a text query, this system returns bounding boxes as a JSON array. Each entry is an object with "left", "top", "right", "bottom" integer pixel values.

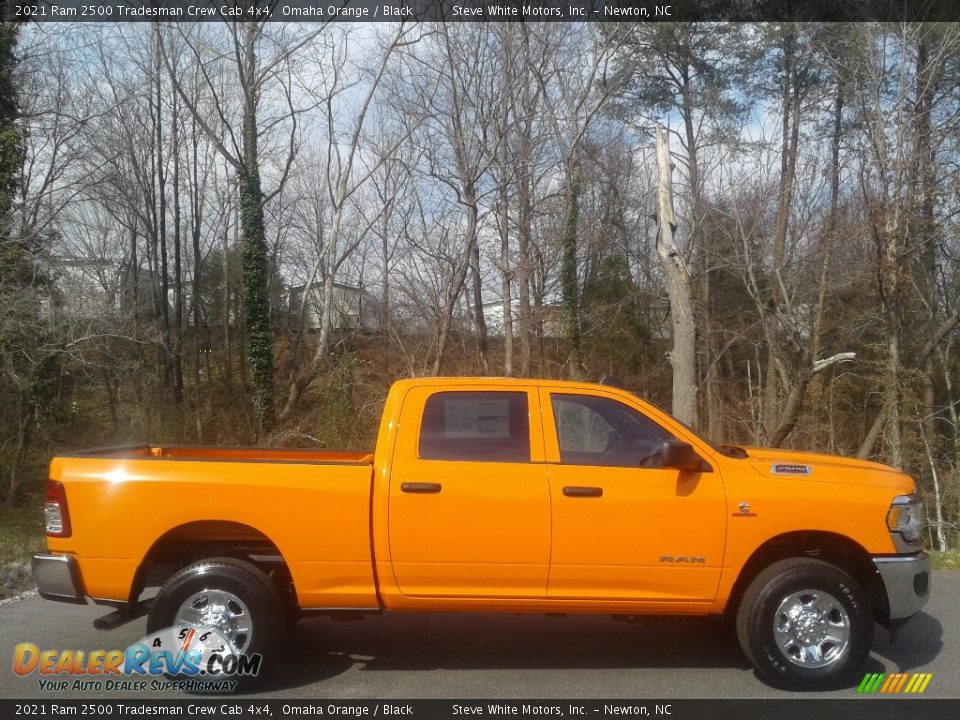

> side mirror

[{"left": 661, "top": 440, "right": 710, "bottom": 472}]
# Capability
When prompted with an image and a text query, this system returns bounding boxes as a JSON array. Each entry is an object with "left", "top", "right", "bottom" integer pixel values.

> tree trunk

[
  {"left": 221, "top": 205, "right": 233, "bottom": 388},
  {"left": 919, "top": 421, "right": 947, "bottom": 551},
  {"left": 431, "top": 208, "right": 477, "bottom": 376},
  {"left": 153, "top": 35, "right": 172, "bottom": 398},
  {"left": 655, "top": 126, "right": 697, "bottom": 426},
  {"left": 914, "top": 34, "right": 938, "bottom": 446},
  {"left": 515, "top": 35, "right": 534, "bottom": 377},
  {"left": 380, "top": 223, "right": 391, "bottom": 333},
  {"left": 470, "top": 221, "right": 489, "bottom": 374},
  {"left": 499, "top": 183, "right": 513, "bottom": 376},
  {"left": 763, "top": 25, "right": 801, "bottom": 442},
  {"left": 171, "top": 86, "right": 184, "bottom": 405},
  {"left": 239, "top": 25, "right": 273, "bottom": 432},
  {"left": 679, "top": 50, "right": 712, "bottom": 438},
  {"left": 498, "top": 65, "right": 513, "bottom": 377},
  {"left": 560, "top": 162, "right": 582, "bottom": 379},
  {"left": 191, "top": 117, "right": 205, "bottom": 442},
  {"left": 882, "top": 244, "right": 904, "bottom": 469}
]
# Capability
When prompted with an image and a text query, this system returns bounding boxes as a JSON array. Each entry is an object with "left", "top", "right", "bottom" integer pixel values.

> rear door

[
  {"left": 387, "top": 386, "right": 550, "bottom": 598},
  {"left": 541, "top": 388, "right": 726, "bottom": 606}
]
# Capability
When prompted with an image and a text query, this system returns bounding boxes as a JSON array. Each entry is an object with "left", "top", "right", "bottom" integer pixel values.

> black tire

[
  {"left": 147, "top": 557, "right": 284, "bottom": 686},
  {"left": 735, "top": 558, "right": 873, "bottom": 690}
]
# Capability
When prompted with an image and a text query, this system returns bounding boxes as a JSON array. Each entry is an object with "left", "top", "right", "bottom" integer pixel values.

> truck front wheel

[
  {"left": 146, "top": 557, "right": 283, "bottom": 678},
  {"left": 736, "top": 558, "right": 873, "bottom": 690}
]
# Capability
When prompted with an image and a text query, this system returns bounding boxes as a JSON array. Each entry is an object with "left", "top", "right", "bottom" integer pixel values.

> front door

[
  {"left": 541, "top": 388, "right": 726, "bottom": 606},
  {"left": 388, "top": 386, "right": 551, "bottom": 598}
]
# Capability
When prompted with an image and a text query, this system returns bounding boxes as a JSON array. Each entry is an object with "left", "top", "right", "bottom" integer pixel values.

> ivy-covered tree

[
  {"left": 0, "top": 10, "right": 61, "bottom": 505},
  {"left": 581, "top": 255, "right": 652, "bottom": 375},
  {"left": 0, "top": 8, "right": 26, "bottom": 273},
  {"left": 157, "top": 15, "right": 300, "bottom": 433}
]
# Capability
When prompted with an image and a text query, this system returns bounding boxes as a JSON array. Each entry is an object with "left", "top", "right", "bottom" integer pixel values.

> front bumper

[
  {"left": 32, "top": 554, "right": 86, "bottom": 605},
  {"left": 873, "top": 552, "right": 930, "bottom": 620}
]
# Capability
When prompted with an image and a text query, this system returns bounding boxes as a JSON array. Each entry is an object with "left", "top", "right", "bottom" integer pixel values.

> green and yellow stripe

[{"left": 857, "top": 672, "right": 933, "bottom": 694}]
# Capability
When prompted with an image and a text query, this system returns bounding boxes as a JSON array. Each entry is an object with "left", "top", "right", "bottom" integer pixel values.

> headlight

[{"left": 887, "top": 494, "right": 923, "bottom": 545}]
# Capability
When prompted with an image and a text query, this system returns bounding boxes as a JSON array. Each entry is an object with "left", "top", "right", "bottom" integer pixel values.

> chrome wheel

[
  {"left": 175, "top": 588, "right": 252, "bottom": 652},
  {"left": 773, "top": 589, "right": 850, "bottom": 668}
]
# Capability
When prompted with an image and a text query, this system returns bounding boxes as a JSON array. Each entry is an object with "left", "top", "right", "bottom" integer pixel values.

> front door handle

[
  {"left": 401, "top": 482, "right": 442, "bottom": 494},
  {"left": 563, "top": 486, "right": 603, "bottom": 498}
]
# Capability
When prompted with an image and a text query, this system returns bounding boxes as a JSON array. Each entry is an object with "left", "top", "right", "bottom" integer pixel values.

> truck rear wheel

[
  {"left": 147, "top": 557, "right": 283, "bottom": 682},
  {"left": 736, "top": 558, "right": 873, "bottom": 690}
]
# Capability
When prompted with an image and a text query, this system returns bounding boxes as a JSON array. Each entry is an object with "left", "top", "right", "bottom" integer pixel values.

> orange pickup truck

[{"left": 33, "top": 377, "right": 928, "bottom": 689}]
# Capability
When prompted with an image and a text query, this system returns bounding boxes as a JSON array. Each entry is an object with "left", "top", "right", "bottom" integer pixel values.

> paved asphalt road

[{"left": 1, "top": 572, "right": 956, "bottom": 700}]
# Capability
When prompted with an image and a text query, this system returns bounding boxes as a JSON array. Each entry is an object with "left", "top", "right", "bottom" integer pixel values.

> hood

[{"left": 736, "top": 446, "right": 914, "bottom": 493}]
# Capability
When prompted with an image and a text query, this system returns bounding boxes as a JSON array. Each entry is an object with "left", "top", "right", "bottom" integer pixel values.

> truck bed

[
  {"left": 61, "top": 444, "right": 374, "bottom": 465},
  {"left": 48, "top": 444, "right": 378, "bottom": 608}
]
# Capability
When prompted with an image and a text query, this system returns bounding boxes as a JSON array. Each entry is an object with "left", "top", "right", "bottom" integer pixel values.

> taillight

[{"left": 45, "top": 480, "right": 72, "bottom": 538}]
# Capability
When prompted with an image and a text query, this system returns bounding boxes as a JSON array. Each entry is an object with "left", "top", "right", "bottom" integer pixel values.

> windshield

[{"left": 623, "top": 390, "right": 748, "bottom": 459}]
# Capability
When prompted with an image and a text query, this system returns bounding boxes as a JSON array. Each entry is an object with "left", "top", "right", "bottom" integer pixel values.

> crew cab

[{"left": 33, "top": 377, "right": 930, "bottom": 689}]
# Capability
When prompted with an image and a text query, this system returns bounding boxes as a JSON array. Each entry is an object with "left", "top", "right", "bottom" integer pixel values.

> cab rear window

[{"left": 419, "top": 392, "right": 530, "bottom": 462}]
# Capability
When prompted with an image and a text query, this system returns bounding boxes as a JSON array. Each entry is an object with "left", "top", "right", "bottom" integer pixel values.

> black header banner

[
  {"left": 9, "top": 0, "right": 960, "bottom": 23},
  {"left": 2, "top": 699, "right": 958, "bottom": 720}
]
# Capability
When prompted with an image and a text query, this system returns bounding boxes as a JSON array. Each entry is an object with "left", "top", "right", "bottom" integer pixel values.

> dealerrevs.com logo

[{"left": 13, "top": 626, "right": 261, "bottom": 693}]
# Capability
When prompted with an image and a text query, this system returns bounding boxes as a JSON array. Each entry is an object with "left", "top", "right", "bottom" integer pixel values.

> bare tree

[
  {"left": 278, "top": 23, "right": 421, "bottom": 421},
  {"left": 388, "top": 23, "right": 499, "bottom": 375},
  {"left": 157, "top": 13, "right": 320, "bottom": 431},
  {"left": 530, "top": 24, "right": 617, "bottom": 379}
]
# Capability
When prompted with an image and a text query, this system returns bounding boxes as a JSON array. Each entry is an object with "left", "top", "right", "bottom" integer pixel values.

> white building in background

[
  {"left": 47, "top": 255, "right": 177, "bottom": 323},
  {"left": 481, "top": 300, "right": 509, "bottom": 335},
  {"left": 46, "top": 256, "right": 118, "bottom": 316},
  {"left": 482, "top": 300, "right": 567, "bottom": 339},
  {"left": 482, "top": 294, "right": 673, "bottom": 341},
  {"left": 287, "top": 282, "right": 381, "bottom": 331}
]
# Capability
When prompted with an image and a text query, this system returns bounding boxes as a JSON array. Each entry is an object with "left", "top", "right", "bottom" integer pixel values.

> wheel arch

[
  {"left": 725, "top": 530, "right": 886, "bottom": 625},
  {"left": 130, "top": 520, "right": 296, "bottom": 611}
]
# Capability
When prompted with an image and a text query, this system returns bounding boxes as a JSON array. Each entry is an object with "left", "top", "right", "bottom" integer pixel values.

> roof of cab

[{"left": 388, "top": 376, "right": 627, "bottom": 393}]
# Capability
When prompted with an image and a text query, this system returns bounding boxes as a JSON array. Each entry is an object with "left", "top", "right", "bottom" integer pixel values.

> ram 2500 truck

[{"left": 33, "top": 377, "right": 929, "bottom": 689}]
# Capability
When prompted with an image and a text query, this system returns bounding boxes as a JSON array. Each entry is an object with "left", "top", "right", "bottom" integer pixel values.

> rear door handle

[
  {"left": 401, "top": 482, "right": 442, "bottom": 494},
  {"left": 563, "top": 486, "right": 603, "bottom": 498}
]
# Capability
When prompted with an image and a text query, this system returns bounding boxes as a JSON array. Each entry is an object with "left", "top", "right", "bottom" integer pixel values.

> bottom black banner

[{"left": 2, "top": 700, "right": 957, "bottom": 720}]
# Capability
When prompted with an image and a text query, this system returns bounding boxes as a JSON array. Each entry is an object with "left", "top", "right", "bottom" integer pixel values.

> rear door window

[{"left": 419, "top": 392, "right": 530, "bottom": 463}]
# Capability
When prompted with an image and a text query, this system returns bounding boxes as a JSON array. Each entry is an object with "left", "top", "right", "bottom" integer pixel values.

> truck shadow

[
  {"left": 242, "top": 613, "right": 746, "bottom": 694},
  {"left": 865, "top": 611, "right": 943, "bottom": 673},
  {"left": 239, "top": 610, "right": 943, "bottom": 695}
]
